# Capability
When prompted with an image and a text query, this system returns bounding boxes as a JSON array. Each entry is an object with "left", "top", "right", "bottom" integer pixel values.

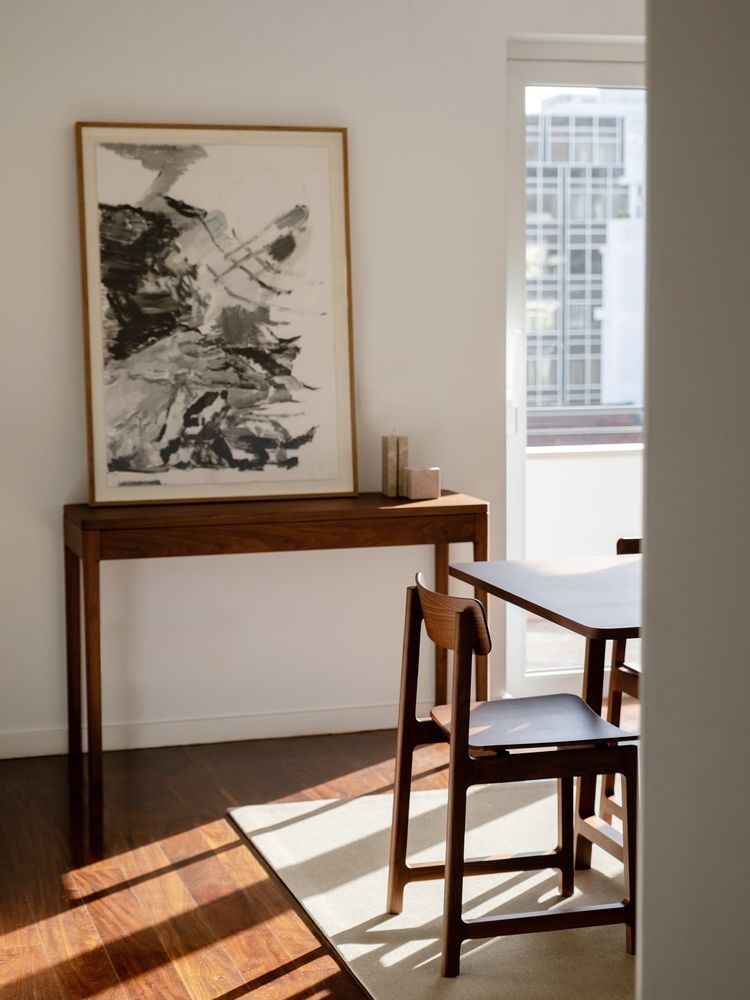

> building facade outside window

[{"left": 525, "top": 88, "right": 646, "bottom": 446}]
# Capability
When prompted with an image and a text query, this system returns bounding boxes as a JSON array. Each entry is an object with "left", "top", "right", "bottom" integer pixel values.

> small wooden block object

[
  {"left": 382, "top": 435, "right": 398, "bottom": 496},
  {"left": 397, "top": 435, "right": 409, "bottom": 496},
  {"left": 405, "top": 466, "right": 441, "bottom": 500}
]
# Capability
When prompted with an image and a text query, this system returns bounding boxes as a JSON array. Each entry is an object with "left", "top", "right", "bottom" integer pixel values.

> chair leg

[
  {"left": 441, "top": 765, "right": 468, "bottom": 977},
  {"left": 557, "top": 776, "right": 575, "bottom": 897},
  {"left": 601, "top": 643, "right": 625, "bottom": 823},
  {"left": 387, "top": 724, "right": 416, "bottom": 914},
  {"left": 621, "top": 746, "right": 638, "bottom": 955},
  {"left": 387, "top": 586, "right": 424, "bottom": 914}
]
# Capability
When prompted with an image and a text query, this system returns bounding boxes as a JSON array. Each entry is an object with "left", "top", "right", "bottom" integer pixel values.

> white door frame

[{"left": 505, "top": 42, "right": 645, "bottom": 696}]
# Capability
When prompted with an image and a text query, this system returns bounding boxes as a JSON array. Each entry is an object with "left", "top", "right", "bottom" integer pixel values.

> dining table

[{"left": 449, "top": 553, "right": 641, "bottom": 869}]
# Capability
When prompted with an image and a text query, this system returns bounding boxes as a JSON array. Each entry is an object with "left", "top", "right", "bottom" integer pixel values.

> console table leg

[
  {"left": 434, "top": 542, "right": 449, "bottom": 704},
  {"left": 64, "top": 545, "right": 82, "bottom": 757},
  {"left": 82, "top": 534, "right": 103, "bottom": 788}
]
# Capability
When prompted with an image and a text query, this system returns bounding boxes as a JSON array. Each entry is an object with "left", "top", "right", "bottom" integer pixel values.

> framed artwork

[{"left": 76, "top": 123, "right": 357, "bottom": 504}]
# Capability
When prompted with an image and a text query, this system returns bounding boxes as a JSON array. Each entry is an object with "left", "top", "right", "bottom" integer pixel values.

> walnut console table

[{"left": 64, "top": 491, "right": 489, "bottom": 786}]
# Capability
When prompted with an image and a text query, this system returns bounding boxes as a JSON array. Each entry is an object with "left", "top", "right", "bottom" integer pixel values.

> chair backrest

[
  {"left": 617, "top": 537, "right": 642, "bottom": 555},
  {"left": 415, "top": 573, "right": 491, "bottom": 656},
  {"left": 615, "top": 538, "right": 642, "bottom": 673}
]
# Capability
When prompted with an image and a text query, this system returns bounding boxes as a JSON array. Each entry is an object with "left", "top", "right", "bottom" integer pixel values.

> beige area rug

[{"left": 229, "top": 784, "right": 633, "bottom": 1000}]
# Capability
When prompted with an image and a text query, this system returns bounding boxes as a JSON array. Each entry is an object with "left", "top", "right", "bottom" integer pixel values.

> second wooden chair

[
  {"left": 600, "top": 537, "right": 642, "bottom": 823},
  {"left": 387, "top": 574, "right": 639, "bottom": 977}
]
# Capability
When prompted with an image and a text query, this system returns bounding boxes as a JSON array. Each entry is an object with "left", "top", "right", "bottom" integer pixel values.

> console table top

[{"left": 63, "top": 491, "right": 489, "bottom": 532}]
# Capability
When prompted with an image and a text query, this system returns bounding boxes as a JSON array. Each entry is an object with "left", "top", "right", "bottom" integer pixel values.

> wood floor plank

[
  {"left": 71, "top": 865, "right": 191, "bottom": 1000},
  {"left": 193, "top": 821, "right": 350, "bottom": 998},
  {"left": 172, "top": 822, "right": 337, "bottom": 996},
  {"left": 0, "top": 924, "right": 63, "bottom": 1000},
  {"left": 33, "top": 904, "right": 126, "bottom": 1000},
  {"left": 115, "top": 839, "right": 248, "bottom": 1000}
]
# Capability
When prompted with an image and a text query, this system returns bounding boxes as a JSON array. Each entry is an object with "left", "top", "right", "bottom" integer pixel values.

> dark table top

[{"left": 450, "top": 555, "right": 641, "bottom": 639}]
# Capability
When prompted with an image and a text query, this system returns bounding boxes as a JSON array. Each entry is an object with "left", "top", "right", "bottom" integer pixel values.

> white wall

[
  {"left": 640, "top": 1, "right": 750, "bottom": 997},
  {"left": 0, "top": 0, "right": 645, "bottom": 757},
  {"left": 527, "top": 446, "right": 643, "bottom": 557}
]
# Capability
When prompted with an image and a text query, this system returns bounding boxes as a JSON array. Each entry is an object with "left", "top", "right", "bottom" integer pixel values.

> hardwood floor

[
  {"left": 0, "top": 731, "right": 452, "bottom": 999},
  {"left": 0, "top": 700, "right": 638, "bottom": 999}
]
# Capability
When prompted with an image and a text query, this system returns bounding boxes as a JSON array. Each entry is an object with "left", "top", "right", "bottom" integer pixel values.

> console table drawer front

[{"left": 100, "top": 514, "right": 480, "bottom": 559}]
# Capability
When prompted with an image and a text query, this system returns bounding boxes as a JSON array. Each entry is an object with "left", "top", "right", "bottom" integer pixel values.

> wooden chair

[
  {"left": 600, "top": 537, "right": 642, "bottom": 824},
  {"left": 387, "top": 574, "right": 639, "bottom": 977}
]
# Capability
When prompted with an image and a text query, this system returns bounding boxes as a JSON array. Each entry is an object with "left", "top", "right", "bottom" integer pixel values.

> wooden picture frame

[{"left": 76, "top": 122, "right": 357, "bottom": 504}]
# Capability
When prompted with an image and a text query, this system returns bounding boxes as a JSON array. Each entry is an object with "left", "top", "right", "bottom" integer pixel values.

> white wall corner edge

[{"left": 0, "top": 701, "right": 433, "bottom": 760}]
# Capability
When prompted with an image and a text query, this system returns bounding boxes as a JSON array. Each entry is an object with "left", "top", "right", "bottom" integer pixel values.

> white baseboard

[{"left": 0, "top": 700, "right": 434, "bottom": 760}]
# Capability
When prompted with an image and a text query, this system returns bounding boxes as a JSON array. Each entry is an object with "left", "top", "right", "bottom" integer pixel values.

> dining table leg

[
  {"left": 575, "top": 636, "right": 607, "bottom": 869},
  {"left": 472, "top": 514, "right": 489, "bottom": 701}
]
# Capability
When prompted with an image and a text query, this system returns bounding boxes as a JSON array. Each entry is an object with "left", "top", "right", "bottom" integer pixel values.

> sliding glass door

[{"left": 506, "top": 49, "right": 645, "bottom": 695}]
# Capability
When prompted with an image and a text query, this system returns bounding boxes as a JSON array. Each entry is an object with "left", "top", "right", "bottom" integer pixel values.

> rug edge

[{"left": 226, "top": 806, "right": 378, "bottom": 1000}]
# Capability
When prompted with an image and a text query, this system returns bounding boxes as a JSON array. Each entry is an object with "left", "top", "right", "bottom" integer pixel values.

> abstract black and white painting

[{"left": 77, "top": 124, "right": 356, "bottom": 503}]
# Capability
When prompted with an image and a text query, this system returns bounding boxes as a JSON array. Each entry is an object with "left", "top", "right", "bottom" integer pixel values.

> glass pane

[
  {"left": 569, "top": 359, "right": 585, "bottom": 384},
  {"left": 569, "top": 303, "right": 586, "bottom": 328},
  {"left": 613, "top": 188, "right": 630, "bottom": 217},
  {"left": 541, "top": 192, "right": 558, "bottom": 219},
  {"left": 524, "top": 85, "right": 646, "bottom": 447},
  {"left": 591, "top": 192, "right": 606, "bottom": 220},
  {"left": 570, "top": 192, "right": 586, "bottom": 220},
  {"left": 541, "top": 358, "right": 558, "bottom": 386},
  {"left": 570, "top": 249, "right": 586, "bottom": 274}
]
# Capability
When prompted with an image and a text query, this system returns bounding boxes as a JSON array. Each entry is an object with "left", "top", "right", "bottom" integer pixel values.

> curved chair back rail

[
  {"left": 617, "top": 537, "right": 642, "bottom": 555},
  {"left": 415, "top": 572, "right": 491, "bottom": 656}
]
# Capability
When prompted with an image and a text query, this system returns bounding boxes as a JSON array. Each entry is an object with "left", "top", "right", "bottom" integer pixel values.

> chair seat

[
  {"left": 430, "top": 693, "right": 637, "bottom": 752},
  {"left": 620, "top": 663, "right": 642, "bottom": 676}
]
